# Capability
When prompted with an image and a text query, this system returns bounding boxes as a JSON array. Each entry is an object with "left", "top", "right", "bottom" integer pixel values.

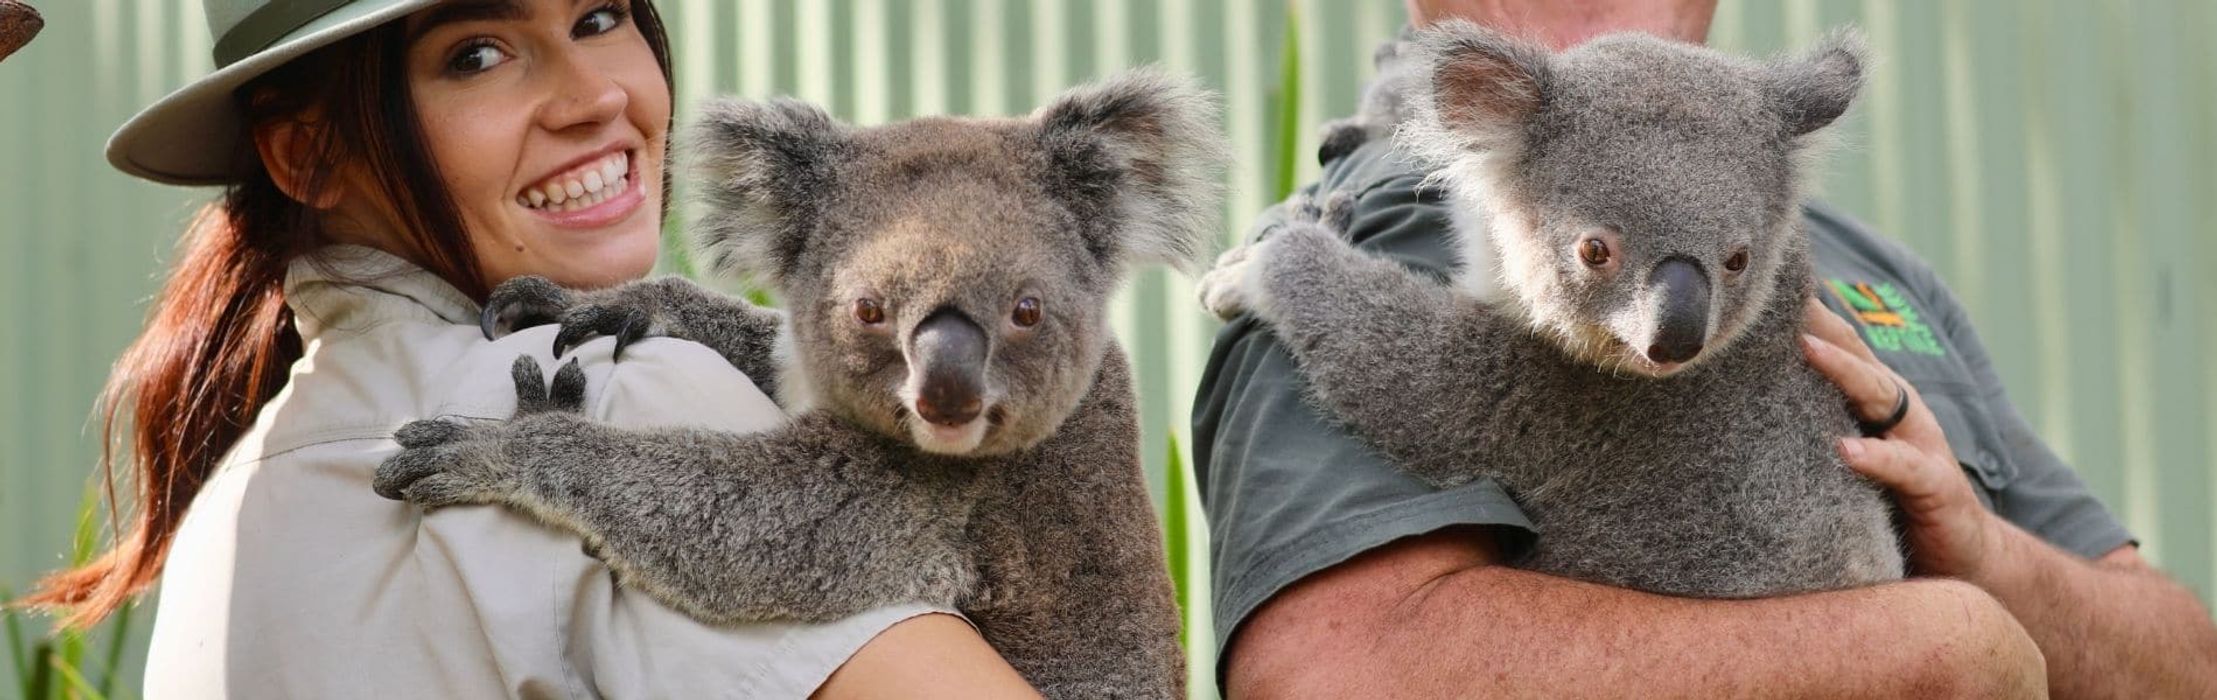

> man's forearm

[
  {"left": 1972, "top": 521, "right": 2217, "bottom": 699},
  {"left": 1229, "top": 533, "right": 2046, "bottom": 698}
]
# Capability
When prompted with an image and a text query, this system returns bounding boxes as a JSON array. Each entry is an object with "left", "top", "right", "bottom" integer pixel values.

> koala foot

[
  {"left": 1199, "top": 192, "right": 1358, "bottom": 321},
  {"left": 483, "top": 276, "right": 664, "bottom": 361},
  {"left": 374, "top": 356, "right": 587, "bottom": 509}
]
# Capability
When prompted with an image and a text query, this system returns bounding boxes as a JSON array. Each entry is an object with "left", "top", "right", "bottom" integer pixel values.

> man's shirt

[{"left": 1191, "top": 139, "right": 2134, "bottom": 685}]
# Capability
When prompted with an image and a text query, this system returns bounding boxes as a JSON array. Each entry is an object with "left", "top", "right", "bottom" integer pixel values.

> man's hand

[{"left": 1799, "top": 298, "right": 2003, "bottom": 580}]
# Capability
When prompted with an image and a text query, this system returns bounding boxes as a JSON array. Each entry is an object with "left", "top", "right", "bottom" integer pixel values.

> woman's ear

[{"left": 252, "top": 116, "right": 343, "bottom": 209}]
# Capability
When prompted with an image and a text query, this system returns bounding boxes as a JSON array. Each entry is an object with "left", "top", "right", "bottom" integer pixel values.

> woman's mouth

[{"left": 516, "top": 149, "right": 645, "bottom": 227}]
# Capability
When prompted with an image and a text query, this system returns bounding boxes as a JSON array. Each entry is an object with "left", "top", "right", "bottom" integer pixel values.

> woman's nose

[{"left": 536, "top": 51, "right": 629, "bottom": 132}]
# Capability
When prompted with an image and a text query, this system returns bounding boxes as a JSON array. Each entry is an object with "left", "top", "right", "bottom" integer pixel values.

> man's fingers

[
  {"left": 1839, "top": 436, "right": 1931, "bottom": 495},
  {"left": 1802, "top": 332, "right": 1906, "bottom": 424},
  {"left": 1803, "top": 298, "right": 1881, "bottom": 365}
]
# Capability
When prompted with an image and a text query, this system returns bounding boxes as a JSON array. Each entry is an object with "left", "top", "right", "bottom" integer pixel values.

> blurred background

[{"left": 2, "top": 0, "right": 2212, "bottom": 696}]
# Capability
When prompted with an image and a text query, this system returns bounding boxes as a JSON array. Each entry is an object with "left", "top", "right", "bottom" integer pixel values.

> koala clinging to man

[
  {"left": 1199, "top": 24, "right": 1903, "bottom": 598},
  {"left": 374, "top": 69, "right": 1226, "bottom": 698}
]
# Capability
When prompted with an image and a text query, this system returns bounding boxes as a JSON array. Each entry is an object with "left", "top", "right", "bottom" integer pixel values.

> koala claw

[
  {"left": 551, "top": 306, "right": 654, "bottom": 362},
  {"left": 482, "top": 275, "right": 574, "bottom": 340}
]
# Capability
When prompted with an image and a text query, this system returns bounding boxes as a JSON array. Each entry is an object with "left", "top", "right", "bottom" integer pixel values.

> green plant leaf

[
  {"left": 47, "top": 653, "right": 105, "bottom": 700},
  {"left": 1271, "top": 1, "right": 1304, "bottom": 202},
  {"left": 97, "top": 604, "right": 132, "bottom": 699},
  {"left": 4, "top": 586, "right": 31, "bottom": 698},
  {"left": 1163, "top": 435, "right": 1190, "bottom": 648}
]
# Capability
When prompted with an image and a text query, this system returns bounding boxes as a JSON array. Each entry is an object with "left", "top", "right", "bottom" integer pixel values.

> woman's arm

[{"left": 818, "top": 613, "right": 1042, "bottom": 699}]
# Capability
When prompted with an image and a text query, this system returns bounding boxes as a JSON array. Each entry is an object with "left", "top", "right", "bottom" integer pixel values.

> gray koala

[
  {"left": 1197, "top": 24, "right": 1904, "bottom": 598},
  {"left": 373, "top": 69, "right": 1227, "bottom": 698}
]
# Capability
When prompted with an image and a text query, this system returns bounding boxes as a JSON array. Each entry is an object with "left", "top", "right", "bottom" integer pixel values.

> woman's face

[{"left": 403, "top": 0, "right": 669, "bottom": 290}]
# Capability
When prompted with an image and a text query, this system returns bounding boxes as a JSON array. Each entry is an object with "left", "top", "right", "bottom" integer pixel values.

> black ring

[{"left": 1858, "top": 379, "right": 1912, "bottom": 437}]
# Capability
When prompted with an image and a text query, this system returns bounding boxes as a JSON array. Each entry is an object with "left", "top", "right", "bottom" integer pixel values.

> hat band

[{"left": 212, "top": 0, "right": 358, "bottom": 68}]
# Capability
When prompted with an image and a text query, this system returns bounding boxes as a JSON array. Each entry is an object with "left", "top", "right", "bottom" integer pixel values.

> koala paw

[
  {"left": 374, "top": 356, "right": 587, "bottom": 509},
  {"left": 1285, "top": 191, "right": 1358, "bottom": 236},
  {"left": 481, "top": 275, "right": 575, "bottom": 340},
  {"left": 1197, "top": 242, "right": 1268, "bottom": 320}
]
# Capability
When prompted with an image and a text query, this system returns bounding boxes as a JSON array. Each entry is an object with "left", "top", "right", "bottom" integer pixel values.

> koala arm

[
  {"left": 1213, "top": 219, "right": 1514, "bottom": 485},
  {"left": 377, "top": 359, "right": 980, "bottom": 625},
  {"left": 1229, "top": 528, "right": 2049, "bottom": 699},
  {"left": 488, "top": 276, "right": 790, "bottom": 399}
]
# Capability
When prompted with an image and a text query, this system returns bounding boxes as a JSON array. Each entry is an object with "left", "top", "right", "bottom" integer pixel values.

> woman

[{"left": 24, "top": 0, "right": 1037, "bottom": 695}]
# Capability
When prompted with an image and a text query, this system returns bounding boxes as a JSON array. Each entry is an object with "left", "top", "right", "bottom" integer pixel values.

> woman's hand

[{"left": 1800, "top": 298, "right": 2004, "bottom": 582}]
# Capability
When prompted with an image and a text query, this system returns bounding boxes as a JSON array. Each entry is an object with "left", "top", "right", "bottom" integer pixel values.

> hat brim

[{"left": 106, "top": 0, "right": 440, "bottom": 186}]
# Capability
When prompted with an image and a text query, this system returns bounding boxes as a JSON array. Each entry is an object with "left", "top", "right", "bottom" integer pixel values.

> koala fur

[
  {"left": 1199, "top": 24, "right": 1903, "bottom": 597},
  {"left": 377, "top": 69, "right": 1227, "bottom": 698}
]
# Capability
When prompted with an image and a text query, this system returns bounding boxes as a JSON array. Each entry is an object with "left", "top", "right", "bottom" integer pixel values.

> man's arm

[{"left": 1228, "top": 527, "right": 2047, "bottom": 699}]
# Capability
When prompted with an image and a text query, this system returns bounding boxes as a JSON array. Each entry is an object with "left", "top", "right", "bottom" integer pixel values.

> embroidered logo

[{"left": 1825, "top": 279, "right": 1946, "bottom": 357}]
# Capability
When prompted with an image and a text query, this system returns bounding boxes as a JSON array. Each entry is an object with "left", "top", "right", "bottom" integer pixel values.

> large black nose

[
  {"left": 1646, "top": 257, "right": 1710, "bottom": 364},
  {"left": 911, "top": 308, "right": 987, "bottom": 425}
]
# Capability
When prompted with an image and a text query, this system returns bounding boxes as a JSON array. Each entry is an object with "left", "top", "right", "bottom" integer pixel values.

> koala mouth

[{"left": 896, "top": 402, "right": 1008, "bottom": 456}]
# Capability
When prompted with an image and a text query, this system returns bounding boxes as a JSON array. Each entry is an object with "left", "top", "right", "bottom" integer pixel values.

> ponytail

[{"left": 20, "top": 190, "right": 302, "bottom": 629}]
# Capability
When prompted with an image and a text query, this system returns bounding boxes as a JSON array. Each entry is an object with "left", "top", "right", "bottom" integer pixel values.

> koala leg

[
  {"left": 1238, "top": 207, "right": 1518, "bottom": 486},
  {"left": 376, "top": 357, "right": 984, "bottom": 624},
  {"left": 964, "top": 350, "right": 1183, "bottom": 699},
  {"left": 483, "top": 276, "right": 788, "bottom": 397}
]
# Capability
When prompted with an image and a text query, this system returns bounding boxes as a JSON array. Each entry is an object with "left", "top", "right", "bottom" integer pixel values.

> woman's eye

[
  {"left": 447, "top": 42, "right": 510, "bottom": 75},
  {"left": 575, "top": 5, "right": 628, "bottom": 38}
]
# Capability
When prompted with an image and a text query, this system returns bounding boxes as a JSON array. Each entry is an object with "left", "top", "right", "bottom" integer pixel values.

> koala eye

[
  {"left": 1725, "top": 248, "right": 1750, "bottom": 272},
  {"left": 1012, "top": 297, "right": 1043, "bottom": 328},
  {"left": 854, "top": 298, "right": 886, "bottom": 325},
  {"left": 1578, "top": 238, "right": 1612, "bottom": 268}
]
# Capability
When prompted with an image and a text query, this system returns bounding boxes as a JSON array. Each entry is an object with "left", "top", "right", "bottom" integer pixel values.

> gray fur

[
  {"left": 1199, "top": 25, "right": 1902, "bottom": 597},
  {"left": 378, "top": 69, "right": 1228, "bottom": 698}
]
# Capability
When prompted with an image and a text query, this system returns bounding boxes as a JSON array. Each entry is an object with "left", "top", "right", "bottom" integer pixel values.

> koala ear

[
  {"left": 1033, "top": 68, "right": 1229, "bottom": 275},
  {"left": 1404, "top": 20, "right": 1554, "bottom": 156},
  {"left": 1767, "top": 28, "right": 1865, "bottom": 138},
  {"left": 685, "top": 98, "right": 848, "bottom": 288}
]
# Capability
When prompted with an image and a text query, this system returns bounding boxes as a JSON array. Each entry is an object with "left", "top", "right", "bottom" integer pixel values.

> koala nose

[
  {"left": 1647, "top": 257, "right": 1710, "bottom": 364},
  {"left": 911, "top": 309, "right": 988, "bottom": 426}
]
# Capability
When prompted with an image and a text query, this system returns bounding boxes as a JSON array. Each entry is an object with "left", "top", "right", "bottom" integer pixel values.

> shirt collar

[{"left": 283, "top": 244, "right": 480, "bottom": 341}]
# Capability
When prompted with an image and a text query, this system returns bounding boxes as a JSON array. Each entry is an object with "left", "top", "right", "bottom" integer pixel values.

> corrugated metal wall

[{"left": 2, "top": 0, "right": 2211, "bottom": 694}]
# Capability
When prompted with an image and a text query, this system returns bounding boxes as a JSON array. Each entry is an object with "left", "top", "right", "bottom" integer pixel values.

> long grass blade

[
  {"left": 1163, "top": 435, "right": 1190, "bottom": 647},
  {"left": 48, "top": 653, "right": 107, "bottom": 700},
  {"left": 1271, "top": 1, "right": 1304, "bottom": 202},
  {"left": 4, "top": 587, "right": 31, "bottom": 698},
  {"left": 97, "top": 604, "right": 132, "bottom": 698}
]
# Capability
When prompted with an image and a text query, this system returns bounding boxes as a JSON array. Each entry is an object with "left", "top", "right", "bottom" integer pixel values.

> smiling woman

[{"left": 18, "top": 0, "right": 1034, "bottom": 696}]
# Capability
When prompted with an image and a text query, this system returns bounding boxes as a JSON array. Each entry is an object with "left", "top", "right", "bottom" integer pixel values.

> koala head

[
  {"left": 1400, "top": 23, "right": 1864, "bottom": 377},
  {"left": 689, "top": 69, "right": 1225, "bottom": 456}
]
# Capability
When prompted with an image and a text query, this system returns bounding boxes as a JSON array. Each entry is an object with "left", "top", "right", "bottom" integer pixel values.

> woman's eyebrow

[{"left": 406, "top": 0, "right": 529, "bottom": 45}]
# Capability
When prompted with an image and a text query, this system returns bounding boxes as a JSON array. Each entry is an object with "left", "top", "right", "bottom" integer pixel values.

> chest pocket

[{"left": 1815, "top": 281, "right": 2015, "bottom": 500}]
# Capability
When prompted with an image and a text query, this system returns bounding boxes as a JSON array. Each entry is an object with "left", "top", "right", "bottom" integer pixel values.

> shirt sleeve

[
  {"left": 1894, "top": 252, "right": 2138, "bottom": 561},
  {"left": 1192, "top": 140, "right": 1532, "bottom": 680},
  {"left": 514, "top": 329, "right": 962, "bottom": 698}
]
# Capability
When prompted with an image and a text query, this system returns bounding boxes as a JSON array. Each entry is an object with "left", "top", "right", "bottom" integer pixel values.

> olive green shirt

[{"left": 1191, "top": 140, "right": 2134, "bottom": 685}]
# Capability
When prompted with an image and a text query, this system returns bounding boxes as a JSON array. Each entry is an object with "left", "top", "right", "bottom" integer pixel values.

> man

[{"left": 1193, "top": 1, "right": 2217, "bottom": 696}]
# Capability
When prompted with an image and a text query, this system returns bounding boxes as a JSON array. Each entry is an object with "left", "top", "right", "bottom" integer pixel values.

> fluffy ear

[
  {"left": 1767, "top": 28, "right": 1865, "bottom": 138},
  {"left": 685, "top": 98, "right": 848, "bottom": 288},
  {"left": 1403, "top": 20, "right": 1554, "bottom": 160},
  {"left": 1033, "top": 68, "right": 1228, "bottom": 275}
]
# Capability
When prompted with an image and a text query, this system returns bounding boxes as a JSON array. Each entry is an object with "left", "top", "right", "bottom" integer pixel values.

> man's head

[
  {"left": 1404, "top": 0, "right": 1719, "bottom": 49},
  {"left": 1401, "top": 23, "right": 1864, "bottom": 377}
]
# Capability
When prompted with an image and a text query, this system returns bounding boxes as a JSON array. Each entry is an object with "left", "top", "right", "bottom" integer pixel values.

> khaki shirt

[{"left": 145, "top": 245, "right": 946, "bottom": 698}]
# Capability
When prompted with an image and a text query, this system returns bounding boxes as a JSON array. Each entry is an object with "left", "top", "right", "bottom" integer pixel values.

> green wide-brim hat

[{"left": 107, "top": 0, "right": 440, "bottom": 186}]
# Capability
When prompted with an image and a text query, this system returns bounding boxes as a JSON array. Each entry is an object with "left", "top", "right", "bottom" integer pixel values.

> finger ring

[{"left": 1858, "top": 379, "right": 1912, "bottom": 437}]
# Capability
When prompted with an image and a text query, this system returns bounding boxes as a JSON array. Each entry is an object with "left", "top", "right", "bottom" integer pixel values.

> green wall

[{"left": 2, "top": 0, "right": 2212, "bottom": 695}]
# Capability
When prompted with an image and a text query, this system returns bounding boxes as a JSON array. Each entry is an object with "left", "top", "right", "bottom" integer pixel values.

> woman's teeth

[{"left": 519, "top": 151, "right": 633, "bottom": 212}]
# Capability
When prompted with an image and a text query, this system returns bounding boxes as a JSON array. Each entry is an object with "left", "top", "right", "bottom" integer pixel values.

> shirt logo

[{"left": 1825, "top": 278, "right": 1946, "bottom": 357}]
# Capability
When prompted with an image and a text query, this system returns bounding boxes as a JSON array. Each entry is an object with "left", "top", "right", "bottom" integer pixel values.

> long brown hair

[{"left": 22, "top": 1, "right": 676, "bottom": 629}]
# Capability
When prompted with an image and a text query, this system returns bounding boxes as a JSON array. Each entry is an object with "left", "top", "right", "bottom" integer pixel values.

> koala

[
  {"left": 374, "top": 69, "right": 1227, "bottom": 698},
  {"left": 1197, "top": 24, "right": 1904, "bottom": 598}
]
